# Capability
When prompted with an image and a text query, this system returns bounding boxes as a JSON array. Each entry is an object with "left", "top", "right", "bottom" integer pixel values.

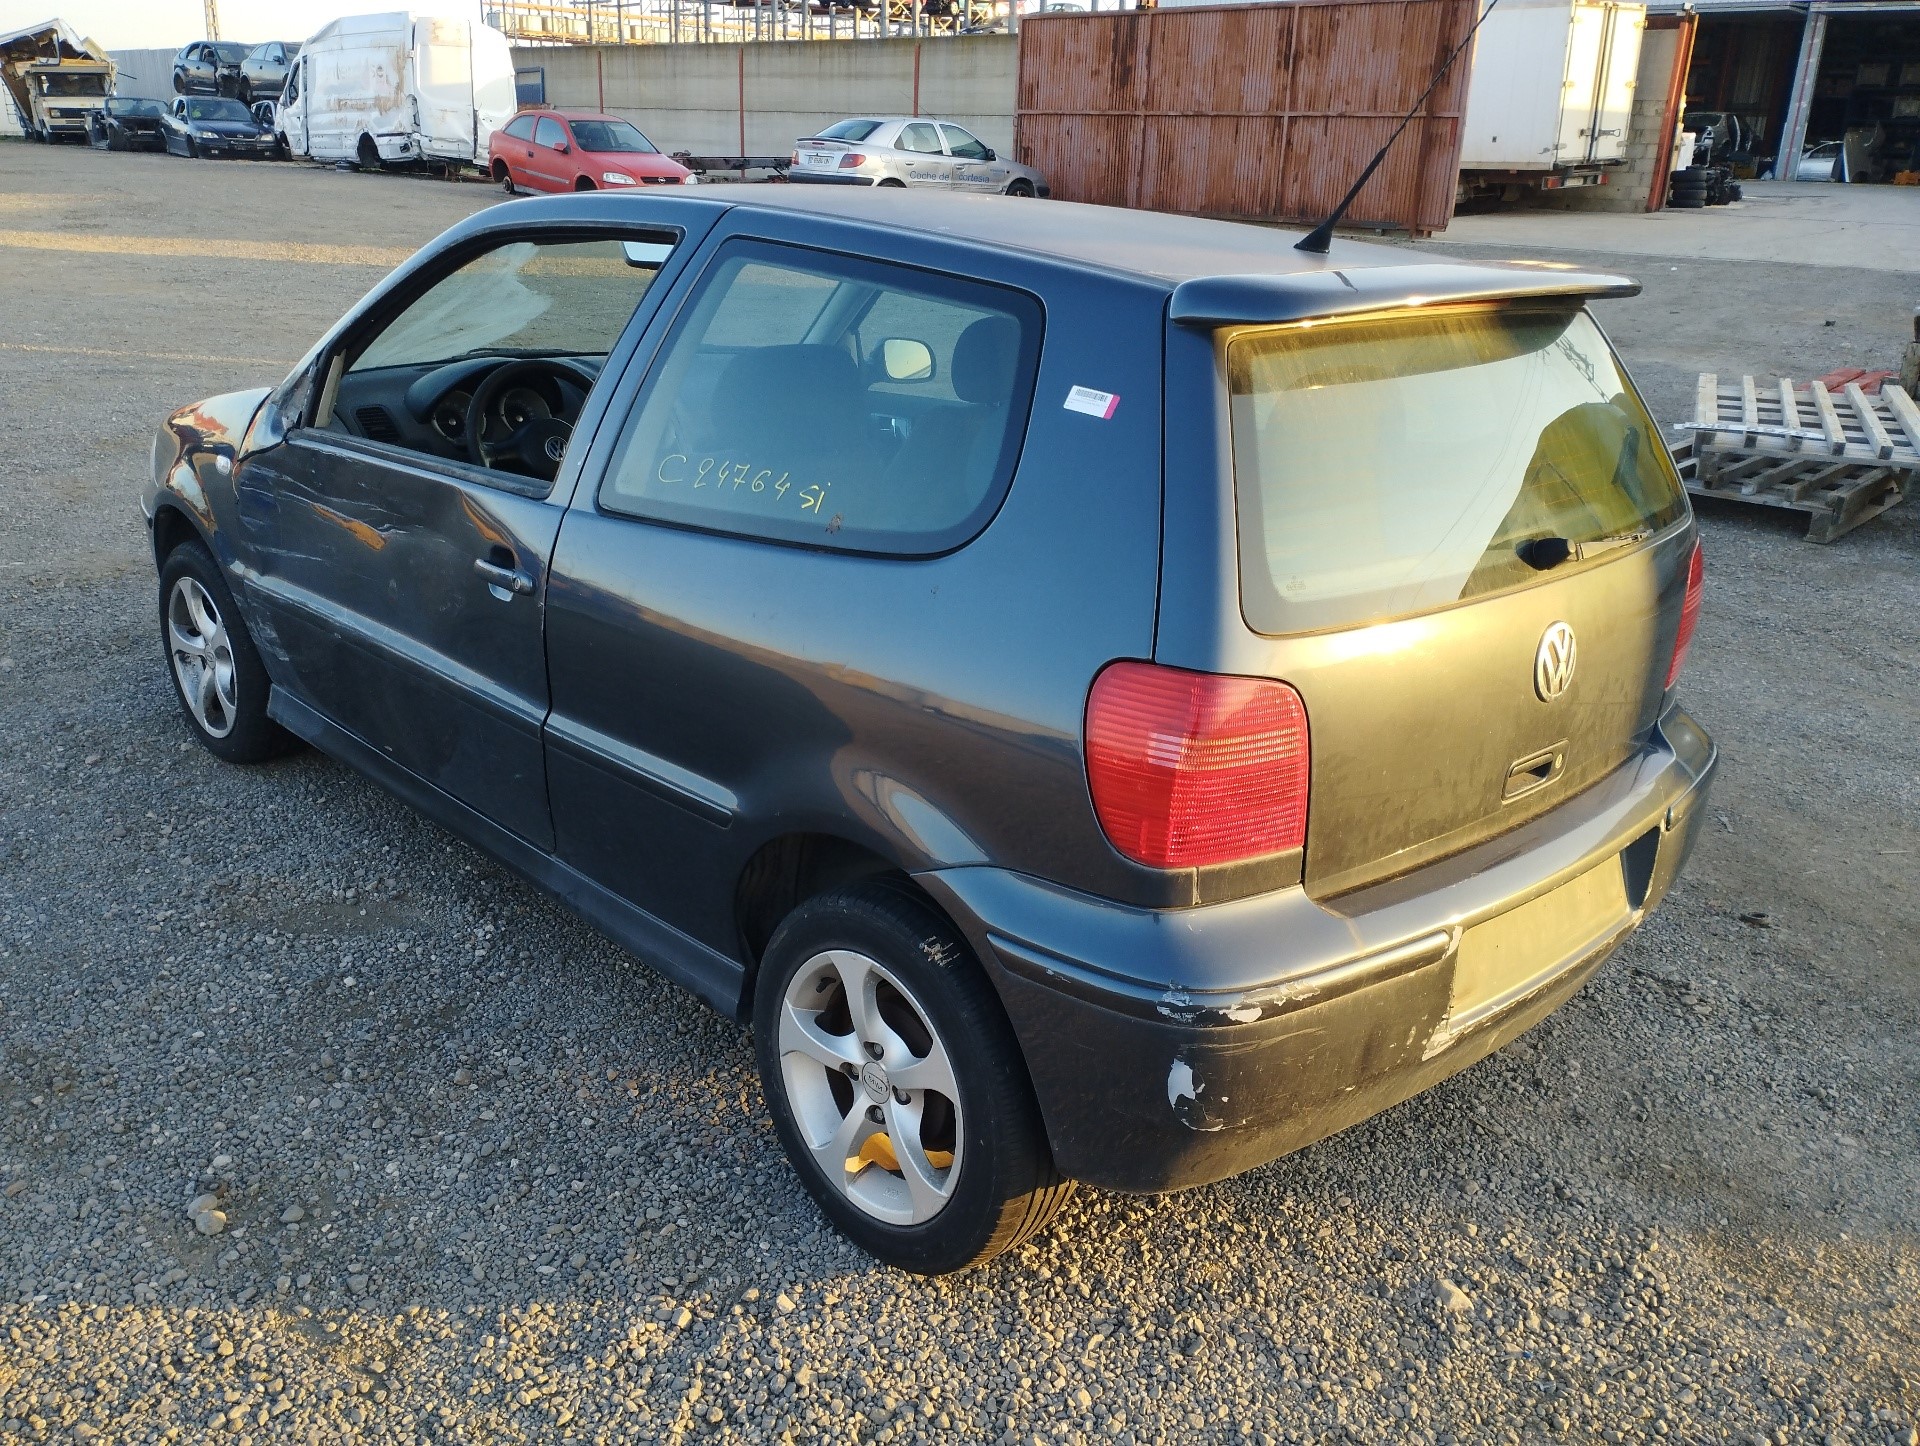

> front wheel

[
  {"left": 159, "top": 541, "right": 297, "bottom": 764},
  {"left": 753, "top": 883, "right": 1074, "bottom": 1273},
  {"left": 1005, "top": 178, "right": 1035, "bottom": 197}
]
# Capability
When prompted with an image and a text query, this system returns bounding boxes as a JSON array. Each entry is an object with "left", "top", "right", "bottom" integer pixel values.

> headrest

[
  {"left": 716, "top": 345, "right": 860, "bottom": 426},
  {"left": 951, "top": 316, "right": 1021, "bottom": 405}
]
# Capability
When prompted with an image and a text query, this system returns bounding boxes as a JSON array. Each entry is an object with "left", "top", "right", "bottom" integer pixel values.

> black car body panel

[
  {"left": 88, "top": 97, "right": 168, "bottom": 151},
  {"left": 172, "top": 40, "right": 247, "bottom": 96},
  {"left": 163, "top": 97, "right": 277, "bottom": 157},
  {"left": 144, "top": 190, "right": 1714, "bottom": 1193}
]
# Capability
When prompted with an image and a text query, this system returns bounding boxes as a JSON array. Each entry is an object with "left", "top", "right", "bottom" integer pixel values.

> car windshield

[
  {"left": 820, "top": 118, "right": 880, "bottom": 141},
  {"left": 39, "top": 72, "right": 108, "bottom": 96},
  {"left": 212, "top": 43, "right": 249, "bottom": 63},
  {"left": 570, "top": 119, "right": 658, "bottom": 154},
  {"left": 1228, "top": 304, "right": 1687, "bottom": 635},
  {"left": 185, "top": 98, "right": 253, "bottom": 122},
  {"left": 108, "top": 97, "right": 164, "bottom": 116}
]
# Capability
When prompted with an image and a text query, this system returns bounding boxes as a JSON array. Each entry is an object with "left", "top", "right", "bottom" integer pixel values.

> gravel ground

[{"left": 1, "top": 145, "right": 1917, "bottom": 1446}]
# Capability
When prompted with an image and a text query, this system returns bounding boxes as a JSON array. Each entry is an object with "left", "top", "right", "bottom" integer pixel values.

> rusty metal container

[{"left": 1014, "top": 0, "right": 1475, "bottom": 236}]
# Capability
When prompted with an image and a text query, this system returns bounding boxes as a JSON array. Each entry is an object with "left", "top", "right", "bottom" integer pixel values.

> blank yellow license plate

[{"left": 1450, "top": 859, "right": 1632, "bottom": 1029}]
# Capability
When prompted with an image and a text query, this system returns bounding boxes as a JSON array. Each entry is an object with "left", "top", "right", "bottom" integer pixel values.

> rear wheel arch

[{"left": 735, "top": 832, "right": 943, "bottom": 980}]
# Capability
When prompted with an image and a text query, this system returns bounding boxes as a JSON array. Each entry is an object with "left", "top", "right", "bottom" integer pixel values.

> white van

[{"left": 275, "top": 12, "right": 515, "bottom": 169}]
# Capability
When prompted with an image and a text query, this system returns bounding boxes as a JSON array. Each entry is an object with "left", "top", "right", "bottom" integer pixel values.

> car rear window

[
  {"left": 820, "top": 119, "right": 880, "bottom": 141},
  {"left": 1228, "top": 305, "right": 1686, "bottom": 636}
]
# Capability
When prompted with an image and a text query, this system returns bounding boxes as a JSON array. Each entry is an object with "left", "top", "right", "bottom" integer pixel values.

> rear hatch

[
  {"left": 793, "top": 118, "right": 882, "bottom": 174},
  {"left": 1224, "top": 301, "right": 1692, "bottom": 899}
]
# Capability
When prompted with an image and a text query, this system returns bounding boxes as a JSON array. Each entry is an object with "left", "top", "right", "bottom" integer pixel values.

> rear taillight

[
  {"left": 839, "top": 152, "right": 866, "bottom": 168},
  {"left": 1085, "top": 661, "right": 1310, "bottom": 870},
  {"left": 1665, "top": 541, "right": 1704, "bottom": 690}
]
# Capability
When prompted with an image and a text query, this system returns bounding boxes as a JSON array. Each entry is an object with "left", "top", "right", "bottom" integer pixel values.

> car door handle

[{"left": 474, "top": 557, "right": 534, "bottom": 596}]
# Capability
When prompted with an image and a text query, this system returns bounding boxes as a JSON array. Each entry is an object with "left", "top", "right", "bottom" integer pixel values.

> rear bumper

[
  {"left": 786, "top": 171, "right": 878, "bottom": 186},
  {"left": 918, "top": 704, "right": 1716, "bottom": 1193}
]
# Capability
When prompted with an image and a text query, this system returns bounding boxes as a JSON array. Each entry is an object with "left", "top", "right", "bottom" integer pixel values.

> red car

[{"left": 488, "top": 109, "right": 696, "bottom": 193}]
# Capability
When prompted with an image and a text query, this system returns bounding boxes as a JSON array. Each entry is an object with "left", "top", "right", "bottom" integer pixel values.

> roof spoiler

[{"left": 1168, "top": 263, "right": 1640, "bottom": 329}]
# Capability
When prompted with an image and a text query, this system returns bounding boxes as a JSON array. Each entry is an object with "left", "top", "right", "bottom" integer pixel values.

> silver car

[{"left": 789, "top": 117, "right": 1048, "bottom": 196}]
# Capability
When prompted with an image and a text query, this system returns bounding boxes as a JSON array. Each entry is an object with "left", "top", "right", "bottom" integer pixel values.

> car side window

[
  {"left": 599, "top": 240, "right": 1043, "bottom": 556},
  {"left": 313, "top": 234, "right": 676, "bottom": 480},
  {"left": 534, "top": 116, "right": 567, "bottom": 149},
  {"left": 897, "top": 122, "right": 942, "bottom": 155},
  {"left": 941, "top": 125, "right": 989, "bottom": 161},
  {"left": 503, "top": 114, "right": 536, "bottom": 141},
  {"left": 284, "top": 63, "right": 299, "bottom": 104}
]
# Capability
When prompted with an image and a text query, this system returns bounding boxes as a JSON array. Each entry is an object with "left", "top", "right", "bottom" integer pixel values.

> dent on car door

[
  {"left": 542, "top": 234, "right": 1049, "bottom": 964},
  {"left": 234, "top": 230, "right": 685, "bottom": 849}
]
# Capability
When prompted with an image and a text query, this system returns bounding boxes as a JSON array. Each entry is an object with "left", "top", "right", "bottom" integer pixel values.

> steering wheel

[{"left": 464, "top": 359, "right": 577, "bottom": 481}]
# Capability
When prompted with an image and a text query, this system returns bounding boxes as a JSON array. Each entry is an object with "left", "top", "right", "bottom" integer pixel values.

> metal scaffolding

[{"left": 485, "top": 0, "right": 1082, "bottom": 45}]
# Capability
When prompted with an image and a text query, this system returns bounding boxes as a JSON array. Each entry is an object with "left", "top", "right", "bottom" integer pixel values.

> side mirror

[
  {"left": 983, "top": 148, "right": 997, "bottom": 161},
  {"left": 554, "top": 141, "right": 569, "bottom": 154},
  {"left": 878, "top": 338, "right": 935, "bottom": 383}
]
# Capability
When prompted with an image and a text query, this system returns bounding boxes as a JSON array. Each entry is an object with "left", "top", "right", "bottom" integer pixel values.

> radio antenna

[{"left": 1294, "top": 0, "right": 1499, "bottom": 255}]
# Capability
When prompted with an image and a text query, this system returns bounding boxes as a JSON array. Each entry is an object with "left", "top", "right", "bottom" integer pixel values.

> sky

[{"left": 0, "top": 0, "right": 484, "bottom": 50}]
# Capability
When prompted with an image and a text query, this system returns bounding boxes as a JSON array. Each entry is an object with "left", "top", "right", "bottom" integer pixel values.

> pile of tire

[
  {"left": 1670, "top": 166, "right": 1745, "bottom": 209},
  {"left": 1668, "top": 166, "right": 1711, "bottom": 208}
]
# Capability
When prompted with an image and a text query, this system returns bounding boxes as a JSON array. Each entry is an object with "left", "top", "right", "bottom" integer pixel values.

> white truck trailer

[
  {"left": 273, "top": 12, "right": 517, "bottom": 170},
  {"left": 1457, "top": 0, "right": 1648, "bottom": 199}
]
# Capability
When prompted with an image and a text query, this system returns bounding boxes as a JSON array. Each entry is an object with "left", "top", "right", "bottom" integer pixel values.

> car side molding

[
  {"left": 1168, "top": 263, "right": 1640, "bottom": 329},
  {"left": 266, "top": 686, "right": 751, "bottom": 1020}
]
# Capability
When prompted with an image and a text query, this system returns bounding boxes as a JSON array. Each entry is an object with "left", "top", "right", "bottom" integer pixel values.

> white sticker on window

[{"left": 1063, "top": 385, "right": 1119, "bottom": 419}]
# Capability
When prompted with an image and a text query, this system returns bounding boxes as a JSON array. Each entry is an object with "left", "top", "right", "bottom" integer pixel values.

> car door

[
  {"left": 279, "top": 57, "right": 308, "bottom": 153},
  {"left": 235, "top": 227, "right": 689, "bottom": 850},
  {"left": 530, "top": 115, "right": 572, "bottom": 191},
  {"left": 892, "top": 121, "right": 952, "bottom": 188},
  {"left": 179, "top": 45, "right": 209, "bottom": 93},
  {"left": 938, "top": 123, "right": 1004, "bottom": 192},
  {"left": 540, "top": 221, "right": 1054, "bottom": 960}
]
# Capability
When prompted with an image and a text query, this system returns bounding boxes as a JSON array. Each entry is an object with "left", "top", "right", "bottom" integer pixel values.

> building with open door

[{"left": 1656, "top": 0, "right": 1920, "bottom": 182}]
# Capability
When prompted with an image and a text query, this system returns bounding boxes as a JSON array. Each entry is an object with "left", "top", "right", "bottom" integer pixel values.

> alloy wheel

[
  {"left": 167, "top": 575, "right": 238, "bottom": 739},
  {"left": 777, "top": 948, "right": 962, "bottom": 1226}
]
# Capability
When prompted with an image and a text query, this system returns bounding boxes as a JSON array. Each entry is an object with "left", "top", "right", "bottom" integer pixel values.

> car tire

[
  {"left": 158, "top": 540, "right": 298, "bottom": 765},
  {"left": 1005, "top": 179, "right": 1034, "bottom": 197},
  {"left": 237, "top": 81, "right": 251, "bottom": 105},
  {"left": 184, "top": 136, "right": 198, "bottom": 159},
  {"left": 876, "top": 177, "right": 906, "bottom": 188},
  {"left": 752, "top": 882, "right": 1075, "bottom": 1274},
  {"left": 495, "top": 161, "right": 516, "bottom": 194},
  {"left": 172, "top": 72, "right": 186, "bottom": 94}
]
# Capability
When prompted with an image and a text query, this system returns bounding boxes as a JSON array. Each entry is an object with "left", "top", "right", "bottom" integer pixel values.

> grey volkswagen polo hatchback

[{"left": 145, "top": 189, "right": 1714, "bottom": 1273}]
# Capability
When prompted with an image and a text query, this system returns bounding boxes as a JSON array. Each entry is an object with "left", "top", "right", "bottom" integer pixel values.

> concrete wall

[
  {"left": 511, "top": 36, "right": 1017, "bottom": 158},
  {"left": 108, "top": 48, "right": 183, "bottom": 101},
  {"left": 1537, "top": 25, "right": 1683, "bottom": 212}
]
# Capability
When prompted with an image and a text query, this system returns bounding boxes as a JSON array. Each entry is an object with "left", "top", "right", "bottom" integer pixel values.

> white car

[{"left": 790, "top": 116, "right": 1048, "bottom": 196}]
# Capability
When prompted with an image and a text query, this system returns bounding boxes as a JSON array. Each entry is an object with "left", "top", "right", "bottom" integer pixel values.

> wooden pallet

[{"left": 1675, "top": 374, "right": 1920, "bottom": 542}]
